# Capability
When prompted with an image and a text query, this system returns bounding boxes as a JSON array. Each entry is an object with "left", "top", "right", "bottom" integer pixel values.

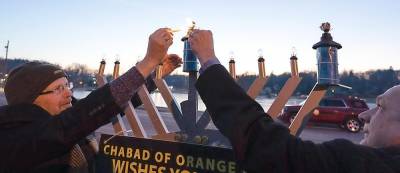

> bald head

[
  {"left": 359, "top": 85, "right": 400, "bottom": 147},
  {"left": 378, "top": 85, "right": 400, "bottom": 118}
]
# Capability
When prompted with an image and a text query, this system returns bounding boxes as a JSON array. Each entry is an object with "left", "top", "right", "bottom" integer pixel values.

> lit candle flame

[
  {"left": 257, "top": 49, "right": 264, "bottom": 58},
  {"left": 184, "top": 18, "right": 196, "bottom": 37},
  {"left": 186, "top": 18, "right": 195, "bottom": 28},
  {"left": 291, "top": 47, "right": 297, "bottom": 56},
  {"left": 115, "top": 54, "right": 120, "bottom": 62},
  {"left": 229, "top": 51, "right": 235, "bottom": 60}
]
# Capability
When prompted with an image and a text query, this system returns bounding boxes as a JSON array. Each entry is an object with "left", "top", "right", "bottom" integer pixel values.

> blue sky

[{"left": 1, "top": 0, "right": 399, "bottom": 75}]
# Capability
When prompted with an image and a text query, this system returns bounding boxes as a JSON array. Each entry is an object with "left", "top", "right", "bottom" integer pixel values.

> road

[
  {"left": 299, "top": 125, "right": 363, "bottom": 144},
  {"left": 95, "top": 107, "right": 364, "bottom": 145}
]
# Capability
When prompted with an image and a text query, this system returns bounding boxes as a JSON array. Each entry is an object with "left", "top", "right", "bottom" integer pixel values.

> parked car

[{"left": 278, "top": 96, "right": 369, "bottom": 132}]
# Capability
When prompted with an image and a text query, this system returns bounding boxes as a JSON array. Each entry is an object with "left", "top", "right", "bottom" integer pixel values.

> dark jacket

[
  {"left": 0, "top": 76, "right": 156, "bottom": 172},
  {"left": 196, "top": 64, "right": 400, "bottom": 173},
  {"left": 0, "top": 84, "right": 122, "bottom": 172}
]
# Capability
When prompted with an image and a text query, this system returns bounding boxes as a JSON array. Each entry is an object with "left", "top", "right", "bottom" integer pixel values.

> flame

[
  {"left": 185, "top": 17, "right": 195, "bottom": 29},
  {"left": 257, "top": 49, "right": 264, "bottom": 57},
  {"left": 229, "top": 51, "right": 235, "bottom": 59},
  {"left": 115, "top": 54, "right": 120, "bottom": 61},
  {"left": 291, "top": 47, "right": 297, "bottom": 56},
  {"left": 183, "top": 18, "right": 196, "bottom": 37}
]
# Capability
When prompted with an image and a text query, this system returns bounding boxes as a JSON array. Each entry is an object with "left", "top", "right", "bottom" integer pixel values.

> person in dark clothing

[
  {"left": 36, "top": 56, "right": 180, "bottom": 173},
  {"left": 0, "top": 28, "right": 181, "bottom": 172},
  {"left": 358, "top": 85, "right": 400, "bottom": 148},
  {"left": 189, "top": 29, "right": 400, "bottom": 173}
]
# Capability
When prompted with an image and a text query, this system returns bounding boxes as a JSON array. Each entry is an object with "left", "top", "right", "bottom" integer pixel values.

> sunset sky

[{"left": 1, "top": 0, "right": 399, "bottom": 75}]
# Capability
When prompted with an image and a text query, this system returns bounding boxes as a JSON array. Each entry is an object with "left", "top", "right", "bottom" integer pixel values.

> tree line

[{"left": 1, "top": 58, "right": 399, "bottom": 98}]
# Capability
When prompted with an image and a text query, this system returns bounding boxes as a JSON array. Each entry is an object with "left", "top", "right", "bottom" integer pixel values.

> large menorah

[
  {"left": 96, "top": 53, "right": 306, "bottom": 147},
  {"left": 96, "top": 22, "right": 345, "bottom": 147}
]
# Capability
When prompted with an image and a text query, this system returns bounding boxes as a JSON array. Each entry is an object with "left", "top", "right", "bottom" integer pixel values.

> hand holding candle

[
  {"left": 170, "top": 28, "right": 181, "bottom": 33},
  {"left": 137, "top": 28, "right": 174, "bottom": 78},
  {"left": 144, "top": 28, "right": 174, "bottom": 65},
  {"left": 188, "top": 29, "right": 216, "bottom": 66}
]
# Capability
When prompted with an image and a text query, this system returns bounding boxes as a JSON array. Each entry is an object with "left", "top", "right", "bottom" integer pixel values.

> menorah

[
  {"left": 96, "top": 52, "right": 306, "bottom": 146},
  {"left": 96, "top": 22, "right": 345, "bottom": 147}
]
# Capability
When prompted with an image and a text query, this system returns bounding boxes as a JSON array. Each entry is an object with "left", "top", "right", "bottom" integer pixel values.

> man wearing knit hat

[
  {"left": 0, "top": 28, "right": 181, "bottom": 172},
  {"left": 4, "top": 62, "right": 72, "bottom": 114}
]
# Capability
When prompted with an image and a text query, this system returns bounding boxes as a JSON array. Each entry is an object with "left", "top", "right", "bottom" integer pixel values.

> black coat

[
  {"left": 0, "top": 75, "right": 157, "bottom": 172},
  {"left": 0, "top": 84, "right": 122, "bottom": 172},
  {"left": 196, "top": 64, "right": 400, "bottom": 173}
]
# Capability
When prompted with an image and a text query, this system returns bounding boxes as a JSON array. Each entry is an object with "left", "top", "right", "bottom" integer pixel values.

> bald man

[
  {"left": 359, "top": 85, "right": 400, "bottom": 147},
  {"left": 190, "top": 29, "right": 400, "bottom": 173}
]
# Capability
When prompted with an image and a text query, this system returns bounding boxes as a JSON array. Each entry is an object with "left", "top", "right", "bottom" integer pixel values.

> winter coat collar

[{"left": 0, "top": 104, "right": 51, "bottom": 129}]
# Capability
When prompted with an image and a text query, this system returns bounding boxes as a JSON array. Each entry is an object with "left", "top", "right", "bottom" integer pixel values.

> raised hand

[
  {"left": 146, "top": 28, "right": 174, "bottom": 64},
  {"left": 161, "top": 54, "right": 183, "bottom": 78},
  {"left": 137, "top": 28, "right": 174, "bottom": 77},
  {"left": 188, "top": 29, "right": 216, "bottom": 65}
]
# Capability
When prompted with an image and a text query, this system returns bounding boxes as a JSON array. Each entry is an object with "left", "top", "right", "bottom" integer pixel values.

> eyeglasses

[{"left": 39, "top": 83, "right": 73, "bottom": 95}]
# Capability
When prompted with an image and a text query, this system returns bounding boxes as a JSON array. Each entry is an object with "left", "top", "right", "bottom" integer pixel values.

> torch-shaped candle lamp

[
  {"left": 257, "top": 49, "right": 266, "bottom": 78},
  {"left": 289, "top": 22, "right": 346, "bottom": 136},
  {"left": 181, "top": 20, "right": 198, "bottom": 72},
  {"left": 112, "top": 60, "right": 120, "bottom": 79},
  {"left": 258, "top": 58, "right": 266, "bottom": 78},
  {"left": 267, "top": 51, "right": 302, "bottom": 119},
  {"left": 228, "top": 51, "right": 236, "bottom": 79},
  {"left": 312, "top": 22, "right": 342, "bottom": 85},
  {"left": 98, "top": 59, "right": 106, "bottom": 75},
  {"left": 95, "top": 59, "right": 108, "bottom": 88},
  {"left": 246, "top": 49, "right": 269, "bottom": 99},
  {"left": 290, "top": 48, "right": 299, "bottom": 77},
  {"left": 229, "top": 58, "right": 236, "bottom": 79}
]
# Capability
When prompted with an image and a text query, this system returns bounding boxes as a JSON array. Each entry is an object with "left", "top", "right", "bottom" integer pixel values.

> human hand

[
  {"left": 144, "top": 28, "right": 174, "bottom": 65},
  {"left": 161, "top": 54, "right": 183, "bottom": 78},
  {"left": 137, "top": 28, "right": 174, "bottom": 77},
  {"left": 188, "top": 29, "right": 216, "bottom": 65}
]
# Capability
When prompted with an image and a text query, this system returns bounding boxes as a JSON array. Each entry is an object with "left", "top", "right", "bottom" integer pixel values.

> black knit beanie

[{"left": 4, "top": 62, "right": 67, "bottom": 105}]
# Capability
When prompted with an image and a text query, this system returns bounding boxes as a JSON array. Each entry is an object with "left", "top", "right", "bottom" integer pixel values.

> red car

[{"left": 278, "top": 96, "right": 369, "bottom": 132}]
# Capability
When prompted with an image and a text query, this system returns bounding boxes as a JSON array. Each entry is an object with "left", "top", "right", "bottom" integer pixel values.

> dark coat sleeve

[
  {"left": 3, "top": 84, "right": 123, "bottom": 169},
  {"left": 195, "top": 64, "right": 398, "bottom": 173}
]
